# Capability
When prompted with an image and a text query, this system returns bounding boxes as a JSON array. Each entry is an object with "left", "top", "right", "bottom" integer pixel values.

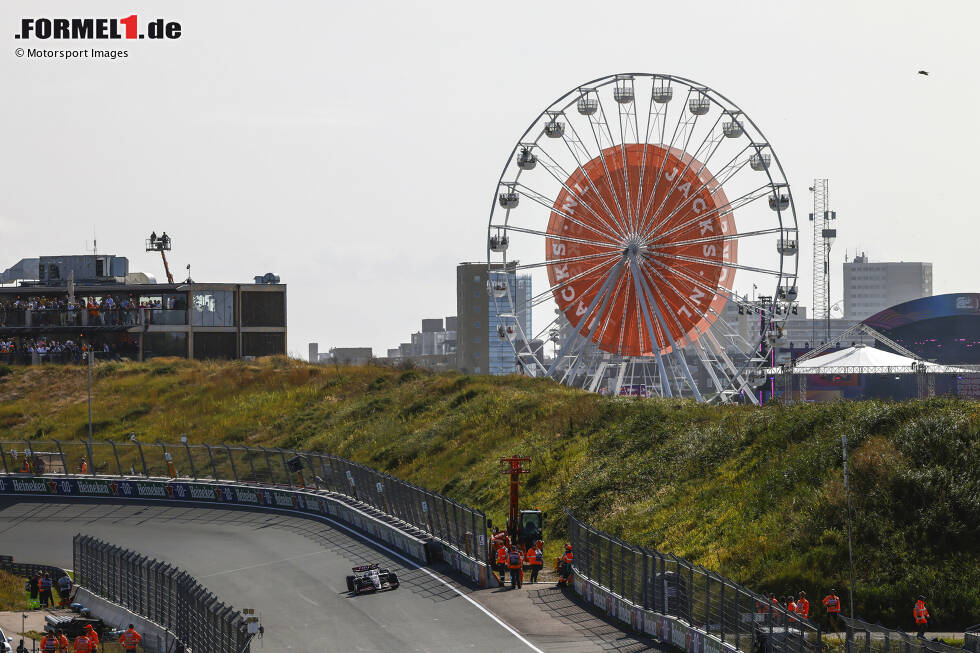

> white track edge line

[{"left": 14, "top": 495, "right": 546, "bottom": 653}]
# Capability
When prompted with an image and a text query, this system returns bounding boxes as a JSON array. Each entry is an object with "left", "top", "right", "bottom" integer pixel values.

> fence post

[
  {"left": 53, "top": 439, "right": 69, "bottom": 476},
  {"left": 107, "top": 439, "right": 123, "bottom": 476},
  {"left": 276, "top": 448, "right": 292, "bottom": 488},
  {"left": 182, "top": 439, "right": 197, "bottom": 479},
  {"left": 204, "top": 444, "right": 218, "bottom": 480},
  {"left": 224, "top": 444, "right": 239, "bottom": 482},
  {"left": 135, "top": 440, "right": 148, "bottom": 476},
  {"left": 0, "top": 442, "right": 8, "bottom": 474}
]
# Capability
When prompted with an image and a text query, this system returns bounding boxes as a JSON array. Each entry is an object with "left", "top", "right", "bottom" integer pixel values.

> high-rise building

[
  {"left": 843, "top": 254, "right": 932, "bottom": 320},
  {"left": 456, "top": 262, "right": 531, "bottom": 375}
]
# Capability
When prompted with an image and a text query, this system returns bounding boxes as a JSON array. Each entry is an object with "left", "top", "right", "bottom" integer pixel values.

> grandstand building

[{"left": 0, "top": 254, "right": 286, "bottom": 362}]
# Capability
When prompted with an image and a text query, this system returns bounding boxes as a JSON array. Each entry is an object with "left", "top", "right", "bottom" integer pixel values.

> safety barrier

[
  {"left": 842, "top": 616, "right": 968, "bottom": 653},
  {"left": 965, "top": 626, "right": 979, "bottom": 653},
  {"left": 0, "top": 439, "right": 489, "bottom": 574},
  {"left": 568, "top": 513, "right": 974, "bottom": 653},
  {"left": 569, "top": 511, "right": 819, "bottom": 653},
  {"left": 0, "top": 555, "right": 68, "bottom": 583},
  {"left": 74, "top": 534, "right": 251, "bottom": 653}
]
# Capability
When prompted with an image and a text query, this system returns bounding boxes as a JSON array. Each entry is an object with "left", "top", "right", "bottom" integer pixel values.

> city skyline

[{"left": 2, "top": 0, "right": 977, "bottom": 356}]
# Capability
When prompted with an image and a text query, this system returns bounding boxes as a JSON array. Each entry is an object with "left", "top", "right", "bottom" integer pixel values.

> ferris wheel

[{"left": 487, "top": 73, "right": 799, "bottom": 403}]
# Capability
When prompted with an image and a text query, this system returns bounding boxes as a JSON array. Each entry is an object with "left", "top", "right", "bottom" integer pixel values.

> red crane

[{"left": 499, "top": 456, "right": 543, "bottom": 550}]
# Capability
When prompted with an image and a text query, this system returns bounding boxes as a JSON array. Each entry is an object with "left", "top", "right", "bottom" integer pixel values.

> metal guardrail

[
  {"left": 0, "top": 555, "right": 68, "bottom": 582},
  {"left": 1, "top": 439, "right": 488, "bottom": 560},
  {"left": 841, "top": 616, "right": 966, "bottom": 653},
  {"left": 965, "top": 626, "right": 979, "bottom": 653},
  {"left": 570, "top": 511, "right": 818, "bottom": 653},
  {"left": 74, "top": 534, "right": 251, "bottom": 653},
  {"left": 569, "top": 513, "right": 973, "bottom": 653}
]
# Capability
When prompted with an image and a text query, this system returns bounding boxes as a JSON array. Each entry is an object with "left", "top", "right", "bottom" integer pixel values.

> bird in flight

[{"left": 917, "top": 70, "right": 929, "bottom": 76}]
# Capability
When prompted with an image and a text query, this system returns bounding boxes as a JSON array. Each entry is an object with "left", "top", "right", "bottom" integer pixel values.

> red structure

[{"left": 500, "top": 456, "right": 530, "bottom": 542}]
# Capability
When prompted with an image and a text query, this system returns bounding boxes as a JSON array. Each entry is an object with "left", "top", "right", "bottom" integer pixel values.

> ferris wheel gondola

[{"left": 486, "top": 73, "right": 799, "bottom": 403}]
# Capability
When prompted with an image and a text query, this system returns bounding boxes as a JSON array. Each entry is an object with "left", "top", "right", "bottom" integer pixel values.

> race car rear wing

[{"left": 352, "top": 563, "right": 380, "bottom": 572}]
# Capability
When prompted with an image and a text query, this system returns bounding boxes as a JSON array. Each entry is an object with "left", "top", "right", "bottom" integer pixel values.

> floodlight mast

[{"left": 146, "top": 231, "right": 174, "bottom": 283}]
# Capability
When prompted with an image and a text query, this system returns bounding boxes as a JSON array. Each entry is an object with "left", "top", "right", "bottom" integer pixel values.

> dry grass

[{"left": 1, "top": 358, "right": 979, "bottom": 629}]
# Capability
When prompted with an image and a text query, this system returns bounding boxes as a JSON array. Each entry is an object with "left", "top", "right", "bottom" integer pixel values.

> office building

[
  {"left": 843, "top": 254, "right": 932, "bottom": 321},
  {"left": 456, "top": 262, "right": 531, "bottom": 375}
]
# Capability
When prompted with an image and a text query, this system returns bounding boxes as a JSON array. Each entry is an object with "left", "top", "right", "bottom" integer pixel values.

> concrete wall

[
  {"left": 74, "top": 587, "right": 177, "bottom": 653},
  {"left": 570, "top": 570, "right": 738, "bottom": 653}
]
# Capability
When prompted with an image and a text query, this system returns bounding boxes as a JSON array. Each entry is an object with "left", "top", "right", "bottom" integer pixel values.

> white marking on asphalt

[
  {"left": 198, "top": 550, "right": 327, "bottom": 578},
  {"left": 296, "top": 592, "right": 319, "bottom": 607},
  {"left": 179, "top": 500, "right": 546, "bottom": 653},
  {"left": 6, "top": 493, "right": 546, "bottom": 652}
]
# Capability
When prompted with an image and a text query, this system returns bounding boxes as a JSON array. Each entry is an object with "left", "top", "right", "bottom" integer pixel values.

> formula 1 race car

[{"left": 345, "top": 564, "right": 399, "bottom": 595}]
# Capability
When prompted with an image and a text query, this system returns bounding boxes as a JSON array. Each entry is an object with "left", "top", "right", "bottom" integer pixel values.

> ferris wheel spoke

[
  {"left": 647, "top": 226, "right": 784, "bottom": 251},
  {"left": 642, "top": 144, "right": 752, "bottom": 240},
  {"left": 646, "top": 250, "right": 783, "bottom": 277},
  {"left": 552, "top": 259, "right": 627, "bottom": 379},
  {"left": 642, "top": 253, "right": 769, "bottom": 314},
  {"left": 577, "top": 94, "right": 632, "bottom": 233},
  {"left": 631, "top": 258, "right": 703, "bottom": 400},
  {"left": 561, "top": 115, "right": 632, "bottom": 238},
  {"left": 594, "top": 269, "right": 630, "bottom": 347},
  {"left": 513, "top": 250, "right": 621, "bottom": 272},
  {"left": 490, "top": 223, "right": 624, "bottom": 251},
  {"left": 635, "top": 85, "right": 700, "bottom": 236},
  {"left": 612, "top": 78, "right": 641, "bottom": 233},
  {"left": 511, "top": 182, "right": 622, "bottom": 243},
  {"left": 639, "top": 260, "right": 730, "bottom": 396},
  {"left": 534, "top": 135, "right": 631, "bottom": 240},
  {"left": 529, "top": 256, "right": 619, "bottom": 308},
  {"left": 627, "top": 260, "right": 673, "bottom": 397},
  {"left": 636, "top": 111, "right": 725, "bottom": 238},
  {"left": 648, "top": 184, "right": 773, "bottom": 245},
  {"left": 631, "top": 86, "right": 669, "bottom": 229}
]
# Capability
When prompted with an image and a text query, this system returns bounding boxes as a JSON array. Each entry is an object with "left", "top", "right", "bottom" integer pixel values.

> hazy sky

[{"left": 2, "top": 0, "right": 978, "bottom": 356}]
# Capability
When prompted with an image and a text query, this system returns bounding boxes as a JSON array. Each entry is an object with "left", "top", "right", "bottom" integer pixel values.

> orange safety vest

[
  {"left": 84, "top": 628, "right": 99, "bottom": 645},
  {"left": 40, "top": 635, "right": 59, "bottom": 652},
  {"left": 914, "top": 600, "right": 929, "bottom": 624},
  {"left": 120, "top": 629, "right": 142, "bottom": 649},
  {"left": 823, "top": 595, "right": 840, "bottom": 614},
  {"left": 797, "top": 598, "right": 810, "bottom": 618},
  {"left": 507, "top": 550, "right": 522, "bottom": 569},
  {"left": 73, "top": 635, "right": 92, "bottom": 652},
  {"left": 526, "top": 548, "right": 541, "bottom": 566},
  {"left": 59, "top": 635, "right": 70, "bottom": 650},
  {"left": 561, "top": 551, "right": 573, "bottom": 564},
  {"left": 787, "top": 601, "right": 797, "bottom": 615},
  {"left": 495, "top": 547, "right": 508, "bottom": 565}
]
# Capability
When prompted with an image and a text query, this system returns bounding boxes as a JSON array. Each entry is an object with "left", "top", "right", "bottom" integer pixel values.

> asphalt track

[{"left": 0, "top": 500, "right": 659, "bottom": 652}]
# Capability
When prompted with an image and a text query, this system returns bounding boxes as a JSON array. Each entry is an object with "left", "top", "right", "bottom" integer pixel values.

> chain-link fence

[
  {"left": 569, "top": 511, "right": 822, "bottom": 653},
  {"left": 841, "top": 616, "right": 967, "bottom": 653},
  {"left": 74, "top": 534, "right": 251, "bottom": 653},
  {"left": 1, "top": 439, "right": 488, "bottom": 559}
]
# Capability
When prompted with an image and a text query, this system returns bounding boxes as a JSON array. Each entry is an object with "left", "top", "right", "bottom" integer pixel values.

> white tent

[{"left": 764, "top": 344, "right": 968, "bottom": 376}]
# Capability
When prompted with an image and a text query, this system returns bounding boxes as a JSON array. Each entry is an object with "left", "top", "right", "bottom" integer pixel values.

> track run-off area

[{"left": 0, "top": 500, "right": 659, "bottom": 652}]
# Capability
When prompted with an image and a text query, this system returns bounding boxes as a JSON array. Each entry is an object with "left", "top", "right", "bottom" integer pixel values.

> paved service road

[
  {"left": 0, "top": 501, "right": 535, "bottom": 652},
  {"left": 0, "top": 500, "right": 659, "bottom": 652}
]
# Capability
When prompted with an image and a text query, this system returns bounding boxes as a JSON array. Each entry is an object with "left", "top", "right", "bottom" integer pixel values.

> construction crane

[{"left": 146, "top": 231, "right": 174, "bottom": 283}]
